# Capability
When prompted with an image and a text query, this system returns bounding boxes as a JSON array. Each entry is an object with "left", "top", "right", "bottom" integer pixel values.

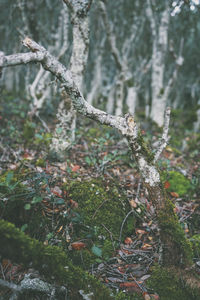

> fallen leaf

[
  {"left": 164, "top": 181, "right": 170, "bottom": 189},
  {"left": 120, "top": 282, "right": 138, "bottom": 288},
  {"left": 72, "top": 165, "right": 80, "bottom": 172},
  {"left": 136, "top": 229, "right": 146, "bottom": 235},
  {"left": 124, "top": 237, "right": 133, "bottom": 244},
  {"left": 150, "top": 294, "right": 160, "bottom": 300},
  {"left": 129, "top": 199, "right": 137, "bottom": 208},
  {"left": 57, "top": 225, "right": 63, "bottom": 233},
  {"left": 51, "top": 186, "right": 62, "bottom": 197},
  {"left": 69, "top": 199, "right": 78, "bottom": 209},
  {"left": 71, "top": 242, "right": 86, "bottom": 250},
  {"left": 143, "top": 292, "right": 151, "bottom": 300},
  {"left": 141, "top": 243, "right": 152, "bottom": 250},
  {"left": 170, "top": 192, "right": 179, "bottom": 198},
  {"left": 119, "top": 281, "right": 141, "bottom": 293}
]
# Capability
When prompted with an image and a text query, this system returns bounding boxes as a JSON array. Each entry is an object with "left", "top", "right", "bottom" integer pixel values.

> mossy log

[
  {"left": 147, "top": 265, "right": 200, "bottom": 300},
  {"left": 0, "top": 219, "right": 114, "bottom": 300}
]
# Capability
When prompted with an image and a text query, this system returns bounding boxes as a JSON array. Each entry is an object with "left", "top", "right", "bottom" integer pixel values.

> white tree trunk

[
  {"left": 126, "top": 86, "right": 138, "bottom": 115},
  {"left": 147, "top": 1, "right": 170, "bottom": 127},
  {"left": 51, "top": 0, "right": 90, "bottom": 154}
]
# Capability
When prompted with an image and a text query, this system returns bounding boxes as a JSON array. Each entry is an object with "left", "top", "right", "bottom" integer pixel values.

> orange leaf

[
  {"left": 136, "top": 229, "right": 146, "bottom": 235},
  {"left": 129, "top": 199, "right": 137, "bottom": 208},
  {"left": 72, "top": 165, "right": 80, "bottom": 172},
  {"left": 143, "top": 292, "right": 151, "bottom": 300},
  {"left": 124, "top": 237, "right": 133, "bottom": 244},
  {"left": 170, "top": 192, "right": 179, "bottom": 198},
  {"left": 71, "top": 242, "right": 86, "bottom": 250},
  {"left": 120, "top": 282, "right": 138, "bottom": 288},
  {"left": 141, "top": 243, "right": 152, "bottom": 250},
  {"left": 69, "top": 199, "right": 78, "bottom": 209},
  {"left": 164, "top": 181, "right": 170, "bottom": 189},
  {"left": 57, "top": 225, "right": 63, "bottom": 233},
  {"left": 150, "top": 294, "right": 160, "bottom": 300}
]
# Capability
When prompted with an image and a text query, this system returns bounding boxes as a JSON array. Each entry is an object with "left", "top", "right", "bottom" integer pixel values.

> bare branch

[
  {"left": 154, "top": 107, "right": 171, "bottom": 163},
  {"left": 0, "top": 52, "right": 45, "bottom": 68},
  {"left": 0, "top": 38, "right": 127, "bottom": 133}
]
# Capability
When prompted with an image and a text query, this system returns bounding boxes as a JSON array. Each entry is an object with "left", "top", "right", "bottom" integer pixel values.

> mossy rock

[
  {"left": 162, "top": 170, "right": 191, "bottom": 196},
  {"left": 66, "top": 179, "right": 135, "bottom": 241},
  {"left": 147, "top": 265, "right": 200, "bottom": 300}
]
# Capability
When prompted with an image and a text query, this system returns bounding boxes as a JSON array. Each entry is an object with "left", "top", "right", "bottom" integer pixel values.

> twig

[
  {"left": 35, "top": 112, "right": 50, "bottom": 132},
  {"left": 101, "top": 223, "right": 115, "bottom": 251},
  {"left": 119, "top": 179, "right": 142, "bottom": 243},
  {"left": 92, "top": 199, "right": 108, "bottom": 219},
  {"left": 154, "top": 107, "right": 171, "bottom": 163}
]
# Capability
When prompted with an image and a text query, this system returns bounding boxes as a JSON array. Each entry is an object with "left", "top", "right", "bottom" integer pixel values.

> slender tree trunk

[
  {"left": 51, "top": 0, "right": 91, "bottom": 155},
  {"left": 147, "top": 0, "right": 170, "bottom": 127}
]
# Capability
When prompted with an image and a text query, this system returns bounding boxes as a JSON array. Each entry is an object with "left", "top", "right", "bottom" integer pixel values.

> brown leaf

[
  {"left": 136, "top": 229, "right": 146, "bottom": 235},
  {"left": 72, "top": 165, "right": 80, "bottom": 172},
  {"left": 150, "top": 294, "right": 160, "bottom": 300},
  {"left": 119, "top": 281, "right": 141, "bottom": 293},
  {"left": 69, "top": 199, "right": 78, "bottom": 208},
  {"left": 141, "top": 243, "right": 152, "bottom": 250},
  {"left": 124, "top": 237, "right": 133, "bottom": 244},
  {"left": 51, "top": 186, "right": 62, "bottom": 197},
  {"left": 164, "top": 181, "right": 170, "bottom": 189},
  {"left": 143, "top": 292, "right": 151, "bottom": 300},
  {"left": 170, "top": 192, "right": 179, "bottom": 198},
  {"left": 120, "top": 281, "right": 138, "bottom": 288},
  {"left": 129, "top": 199, "right": 137, "bottom": 208},
  {"left": 57, "top": 225, "right": 63, "bottom": 233},
  {"left": 71, "top": 242, "right": 86, "bottom": 250}
]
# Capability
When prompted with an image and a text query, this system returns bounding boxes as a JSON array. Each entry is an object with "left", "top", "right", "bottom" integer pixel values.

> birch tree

[
  {"left": 50, "top": 0, "right": 92, "bottom": 154},
  {"left": 99, "top": 0, "right": 148, "bottom": 116}
]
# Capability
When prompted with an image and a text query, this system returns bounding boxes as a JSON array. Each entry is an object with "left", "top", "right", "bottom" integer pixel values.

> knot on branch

[
  {"left": 124, "top": 113, "right": 138, "bottom": 139},
  {"left": 23, "top": 37, "right": 46, "bottom": 53}
]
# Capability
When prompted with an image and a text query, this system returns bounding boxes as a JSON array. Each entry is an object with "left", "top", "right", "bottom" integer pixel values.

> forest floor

[{"left": 0, "top": 93, "right": 200, "bottom": 299}]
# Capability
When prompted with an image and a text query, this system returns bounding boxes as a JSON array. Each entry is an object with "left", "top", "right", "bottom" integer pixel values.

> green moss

[
  {"left": 23, "top": 120, "right": 36, "bottom": 140},
  {"left": 147, "top": 265, "right": 200, "bottom": 300},
  {"left": 36, "top": 158, "right": 46, "bottom": 167},
  {"left": 158, "top": 199, "right": 193, "bottom": 265},
  {"left": 87, "top": 128, "right": 101, "bottom": 138},
  {"left": 66, "top": 179, "right": 134, "bottom": 240},
  {"left": 136, "top": 131, "right": 154, "bottom": 163},
  {"left": 0, "top": 219, "right": 115, "bottom": 300},
  {"left": 162, "top": 170, "right": 191, "bottom": 196},
  {"left": 190, "top": 235, "right": 200, "bottom": 258}
]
